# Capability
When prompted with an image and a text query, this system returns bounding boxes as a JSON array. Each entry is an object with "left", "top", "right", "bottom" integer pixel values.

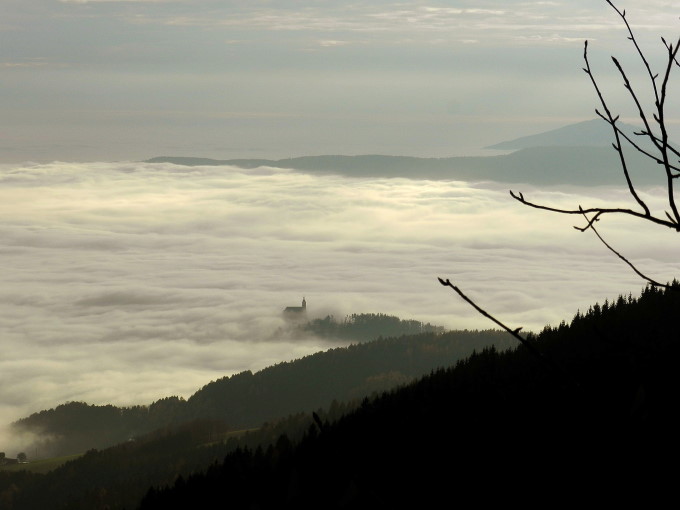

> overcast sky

[{"left": 2, "top": 0, "right": 680, "bottom": 162}]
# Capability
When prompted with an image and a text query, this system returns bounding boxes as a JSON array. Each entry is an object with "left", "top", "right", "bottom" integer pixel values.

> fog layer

[{"left": 0, "top": 161, "right": 675, "bottom": 426}]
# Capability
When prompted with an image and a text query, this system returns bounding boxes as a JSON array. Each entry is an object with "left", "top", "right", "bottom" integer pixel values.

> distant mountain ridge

[
  {"left": 146, "top": 146, "right": 658, "bottom": 186},
  {"left": 484, "top": 118, "right": 636, "bottom": 150},
  {"left": 146, "top": 119, "right": 663, "bottom": 186}
]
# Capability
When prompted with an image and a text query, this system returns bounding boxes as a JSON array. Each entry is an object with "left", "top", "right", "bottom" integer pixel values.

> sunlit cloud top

[{"left": 0, "top": 160, "right": 675, "bottom": 425}]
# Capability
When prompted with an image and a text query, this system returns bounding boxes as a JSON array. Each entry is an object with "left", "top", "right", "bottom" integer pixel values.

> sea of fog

[{"left": 0, "top": 160, "right": 677, "bottom": 430}]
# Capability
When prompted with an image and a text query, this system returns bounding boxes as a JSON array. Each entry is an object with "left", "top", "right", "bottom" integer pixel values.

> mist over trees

[{"left": 10, "top": 326, "right": 511, "bottom": 458}]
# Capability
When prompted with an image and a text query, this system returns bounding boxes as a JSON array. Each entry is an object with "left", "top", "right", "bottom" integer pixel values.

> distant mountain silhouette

[
  {"left": 146, "top": 119, "right": 674, "bottom": 186},
  {"left": 146, "top": 147, "right": 659, "bottom": 186},
  {"left": 484, "top": 118, "right": 637, "bottom": 150}
]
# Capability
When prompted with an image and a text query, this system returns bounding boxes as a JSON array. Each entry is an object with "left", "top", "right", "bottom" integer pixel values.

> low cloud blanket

[{"left": 0, "top": 160, "right": 675, "bottom": 427}]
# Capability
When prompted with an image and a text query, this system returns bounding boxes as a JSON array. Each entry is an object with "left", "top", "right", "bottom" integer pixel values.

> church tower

[{"left": 283, "top": 297, "right": 307, "bottom": 319}]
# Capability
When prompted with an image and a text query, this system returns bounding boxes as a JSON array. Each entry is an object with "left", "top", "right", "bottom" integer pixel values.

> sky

[
  {"left": 2, "top": 0, "right": 680, "bottom": 162},
  {"left": 1, "top": 1, "right": 680, "bottom": 449}
]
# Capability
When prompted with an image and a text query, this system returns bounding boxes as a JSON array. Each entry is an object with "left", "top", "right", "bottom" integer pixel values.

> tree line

[
  {"left": 11, "top": 327, "right": 510, "bottom": 458},
  {"left": 298, "top": 312, "right": 444, "bottom": 342}
]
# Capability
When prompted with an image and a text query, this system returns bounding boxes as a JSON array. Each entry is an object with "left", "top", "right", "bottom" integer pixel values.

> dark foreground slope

[{"left": 139, "top": 286, "right": 679, "bottom": 509}]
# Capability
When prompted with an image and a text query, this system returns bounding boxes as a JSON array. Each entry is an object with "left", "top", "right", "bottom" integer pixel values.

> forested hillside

[
  {"left": 137, "top": 284, "right": 680, "bottom": 508},
  {"left": 2, "top": 285, "right": 677, "bottom": 509},
  {"left": 11, "top": 328, "right": 509, "bottom": 458}
]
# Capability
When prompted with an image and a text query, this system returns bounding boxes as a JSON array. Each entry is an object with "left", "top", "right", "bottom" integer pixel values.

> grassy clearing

[{"left": 0, "top": 454, "right": 82, "bottom": 474}]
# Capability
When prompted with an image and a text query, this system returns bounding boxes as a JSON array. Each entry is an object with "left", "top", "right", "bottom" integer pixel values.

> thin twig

[
  {"left": 646, "top": 131, "right": 680, "bottom": 161},
  {"left": 606, "top": 0, "right": 660, "bottom": 103},
  {"left": 438, "top": 278, "right": 575, "bottom": 384},
  {"left": 509, "top": 190, "right": 680, "bottom": 231},
  {"left": 584, "top": 41, "right": 650, "bottom": 215},
  {"left": 581, "top": 211, "right": 672, "bottom": 289},
  {"left": 656, "top": 37, "right": 680, "bottom": 224},
  {"left": 594, "top": 110, "right": 680, "bottom": 174},
  {"left": 606, "top": 0, "right": 680, "bottom": 224}
]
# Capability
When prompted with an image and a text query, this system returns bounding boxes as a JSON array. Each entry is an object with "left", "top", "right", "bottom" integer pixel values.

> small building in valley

[
  {"left": 283, "top": 297, "right": 307, "bottom": 319},
  {"left": 0, "top": 452, "right": 21, "bottom": 465}
]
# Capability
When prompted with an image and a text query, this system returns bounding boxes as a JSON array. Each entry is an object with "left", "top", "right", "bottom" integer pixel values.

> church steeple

[{"left": 283, "top": 297, "right": 307, "bottom": 319}]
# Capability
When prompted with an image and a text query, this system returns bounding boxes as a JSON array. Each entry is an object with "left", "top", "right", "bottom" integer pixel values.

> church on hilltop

[{"left": 283, "top": 297, "right": 306, "bottom": 319}]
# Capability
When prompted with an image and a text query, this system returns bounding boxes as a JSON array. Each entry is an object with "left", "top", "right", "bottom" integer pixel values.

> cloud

[
  {"left": 0, "top": 160, "right": 675, "bottom": 437},
  {"left": 60, "top": 0, "right": 180, "bottom": 3},
  {"left": 1, "top": 60, "right": 50, "bottom": 68},
  {"left": 318, "top": 40, "right": 351, "bottom": 48},
  {"left": 138, "top": 2, "right": 674, "bottom": 48}
]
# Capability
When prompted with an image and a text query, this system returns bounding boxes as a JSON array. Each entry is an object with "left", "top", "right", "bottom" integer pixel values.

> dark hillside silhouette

[{"left": 11, "top": 328, "right": 509, "bottom": 458}]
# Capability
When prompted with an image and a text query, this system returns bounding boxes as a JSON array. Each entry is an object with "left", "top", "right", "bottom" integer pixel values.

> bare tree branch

[
  {"left": 656, "top": 37, "right": 680, "bottom": 223},
  {"left": 437, "top": 278, "right": 576, "bottom": 384},
  {"left": 583, "top": 42, "right": 650, "bottom": 215},
  {"left": 581, "top": 211, "right": 673, "bottom": 289},
  {"left": 605, "top": 1, "right": 680, "bottom": 223},
  {"left": 645, "top": 130, "right": 680, "bottom": 161},
  {"left": 595, "top": 110, "right": 680, "bottom": 174},
  {"left": 662, "top": 36, "right": 680, "bottom": 67},
  {"left": 508, "top": 190, "right": 680, "bottom": 231},
  {"left": 606, "top": 0, "right": 660, "bottom": 103},
  {"left": 635, "top": 129, "right": 680, "bottom": 157}
]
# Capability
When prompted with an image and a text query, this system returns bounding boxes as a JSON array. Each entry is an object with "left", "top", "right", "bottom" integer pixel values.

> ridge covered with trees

[
  {"left": 295, "top": 312, "right": 444, "bottom": 342},
  {"left": 10, "top": 326, "right": 508, "bottom": 458},
  {"left": 1, "top": 285, "right": 677, "bottom": 509}
]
